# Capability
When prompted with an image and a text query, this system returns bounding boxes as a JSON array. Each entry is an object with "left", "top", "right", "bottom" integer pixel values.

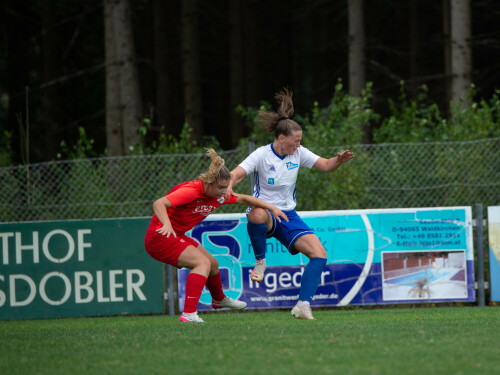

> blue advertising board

[
  {"left": 177, "top": 207, "right": 475, "bottom": 311},
  {"left": 488, "top": 206, "right": 500, "bottom": 302}
]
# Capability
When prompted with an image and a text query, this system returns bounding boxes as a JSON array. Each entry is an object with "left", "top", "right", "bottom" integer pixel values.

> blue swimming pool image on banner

[{"left": 177, "top": 207, "right": 475, "bottom": 311}]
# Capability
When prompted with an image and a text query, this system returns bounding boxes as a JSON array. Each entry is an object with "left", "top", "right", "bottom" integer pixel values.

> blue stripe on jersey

[{"left": 254, "top": 171, "right": 260, "bottom": 198}]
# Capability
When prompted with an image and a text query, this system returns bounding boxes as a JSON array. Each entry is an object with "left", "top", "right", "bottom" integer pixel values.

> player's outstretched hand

[
  {"left": 225, "top": 185, "right": 234, "bottom": 200},
  {"left": 337, "top": 150, "right": 355, "bottom": 164},
  {"left": 270, "top": 207, "right": 289, "bottom": 223},
  {"left": 156, "top": 224, "right": 177, "bottom": 238}
]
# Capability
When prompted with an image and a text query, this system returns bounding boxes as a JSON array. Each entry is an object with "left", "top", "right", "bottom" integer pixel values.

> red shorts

[{"left": 144, "top": 225, "right": 199, "bottom": 267}]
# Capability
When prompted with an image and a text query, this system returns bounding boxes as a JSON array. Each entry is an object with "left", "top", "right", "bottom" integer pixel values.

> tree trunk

[
  {"left": 153, "top": 0, "right": 183, "bottom": 139},
  {"left": 450, "top": 0, "right": 471, "bottom": 108},
  {"left": 348, "top": 0, "right": 369, "bottom": 143},
  {"left": 348, "top": 0, "right": 365, "bottom": 97},
  {"left": 408, "top": 0, "right": 419, "bottom": 98},
  {"left": 114, "top": 0, "right": 142, "bottom": 151},
  {"left": 41, "top": 0, "right": 63, "bottom": 160},
  {"left": 4, "top": 1, "right": 30, "bottom": 163},
  {"left": 181, "top": 0, "right": 203, "bottom": 142},
  {"left": 443, "top": 0, "right": 452, "bottom": 108},
  {"left": 104, "top": 0, "right": 142, "bottom": 155},
  {"left": 292, "top": 4, "right": 313, "bottom": 105},
  {"left": 153, "top": 0, "right": 169, "bottom": 134},
  {"left": 229, "top": 0, "right": 244, "bottom": 146},
  {"left": 105, "top": 0, "right": 123, "bottom": 156},
  {"left": 243, "top": 1, "right": 258, "bottom": 107}
]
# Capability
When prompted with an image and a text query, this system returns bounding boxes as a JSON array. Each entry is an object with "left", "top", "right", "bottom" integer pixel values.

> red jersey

[{"left": 150, "top": 180, "right": 238, "bottom": 234}]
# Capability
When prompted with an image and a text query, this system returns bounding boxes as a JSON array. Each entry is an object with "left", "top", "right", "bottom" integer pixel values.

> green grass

[{"left": 1, "top": 307, "right": 499, "bottom": 375}]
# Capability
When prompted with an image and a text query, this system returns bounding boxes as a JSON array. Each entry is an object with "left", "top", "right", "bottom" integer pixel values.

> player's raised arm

[
  {"left": 233, "top": 193, "right": 288, "bottom": 223},
  {"left": 312, "top": 150, "right": 355, "bottom": 173}
]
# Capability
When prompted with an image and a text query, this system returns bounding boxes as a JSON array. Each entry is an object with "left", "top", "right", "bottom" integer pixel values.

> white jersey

[{"left": 239, "top": 144, "right": 320, "bottom": 211}]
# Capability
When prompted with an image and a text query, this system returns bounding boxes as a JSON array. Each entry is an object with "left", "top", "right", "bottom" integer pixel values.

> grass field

[{"left": 1, "top": 306, "right": 499, "bottom": 375}]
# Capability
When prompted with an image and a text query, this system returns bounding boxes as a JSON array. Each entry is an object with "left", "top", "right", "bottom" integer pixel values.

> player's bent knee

[
  {"left": 317, "top": 249, "right": 327, "bottom": 259},
  {"left": 210, "top": 256, "right": 219, "bottom": 270},
  {"left": 301, "top": 246, "right": 327, "bottom": 259},
  {"left": 195, "top": 255, "right": 212, "bottom": 274},
  {"left": 247, "top": 207, "right": 268, "bottom": 223}
]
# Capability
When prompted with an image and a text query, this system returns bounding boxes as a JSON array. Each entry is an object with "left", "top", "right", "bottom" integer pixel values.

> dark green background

[{"left": 0, "top": 218, "right": 163, "bottom": 320}]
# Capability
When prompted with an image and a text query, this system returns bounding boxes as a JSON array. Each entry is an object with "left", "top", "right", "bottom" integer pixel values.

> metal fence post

[
  {"left": 475, "top": 203, "right": 485, "bottom": 306},
  {"left": 166, "top": 264, "right": 175, "bottom": 315}
]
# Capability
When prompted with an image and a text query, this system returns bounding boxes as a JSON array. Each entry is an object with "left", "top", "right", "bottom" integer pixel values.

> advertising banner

[
  {"left": 488, "top": 206, "right": 500, "bottom": 302},
  {"left": 178, "top": 207, "right": 475, "bottom": 311},
  {"left": 0, "top": 218, "right": 164, "bottom": 320}
]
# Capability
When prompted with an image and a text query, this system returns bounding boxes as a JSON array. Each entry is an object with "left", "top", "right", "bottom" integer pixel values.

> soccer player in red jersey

[{"left": 145, "top": 149, "right": 288, "bottom": 323}]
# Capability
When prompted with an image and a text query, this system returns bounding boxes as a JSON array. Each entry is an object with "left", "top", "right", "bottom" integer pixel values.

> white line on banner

[{"left": 337, "top": 214, "right": 375, "bottom": 306}]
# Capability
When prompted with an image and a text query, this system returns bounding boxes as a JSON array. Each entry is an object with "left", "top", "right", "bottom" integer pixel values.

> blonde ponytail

[{"left": 199, "top": 148, "right": 231, "bottom": 183}]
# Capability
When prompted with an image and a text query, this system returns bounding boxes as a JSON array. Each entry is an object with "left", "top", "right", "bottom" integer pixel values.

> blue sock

[
  {"left": 247, "top": 222, "right": 268, "bottom": 260},
  {"left": 299, "top": 257, "right": 327, "bottom": 302}
]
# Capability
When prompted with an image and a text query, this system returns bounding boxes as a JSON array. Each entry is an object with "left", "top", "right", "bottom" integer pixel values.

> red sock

[
  {"left": 183, "top": 273, "right": 207, "bottom": 313},
  {"left": 205, "top": 272, "right": 225, "bottom": 301}
]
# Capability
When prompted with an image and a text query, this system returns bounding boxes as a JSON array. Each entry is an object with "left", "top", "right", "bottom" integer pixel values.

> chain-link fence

[{"left": 1, "top": 138, "right": 499, "bottom": 223}]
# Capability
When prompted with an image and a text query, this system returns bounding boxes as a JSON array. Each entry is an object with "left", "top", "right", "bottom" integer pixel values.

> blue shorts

[{"left": 267, "top": 209, "right": 314, "bottom": 255}]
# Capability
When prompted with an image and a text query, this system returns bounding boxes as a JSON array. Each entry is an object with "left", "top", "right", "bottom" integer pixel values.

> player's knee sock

[
  {"left": 205, "top": 271, "right": 225, "bottom": 301},
  {"left": 183, "top": 272, "right": 207, "bottom": 313},
  {"left": 299, "top": 257, "right": 327, "bottom": 302},
  {"left": 247, "top": 222, "right": 268, "bottom": 260}
]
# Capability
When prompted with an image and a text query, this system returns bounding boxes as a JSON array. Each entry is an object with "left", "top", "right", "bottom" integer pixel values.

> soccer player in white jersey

[{"left": 227, "top": 88, "right": 354, "bottom": 320}]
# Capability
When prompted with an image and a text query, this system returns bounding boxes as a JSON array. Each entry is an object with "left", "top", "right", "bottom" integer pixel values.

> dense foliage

[
  {"left": 1, "top": 84, "right": 499, "bottom": 222},
  {"left": 233, "top": 83, "right": 500, "bottom": 212}
]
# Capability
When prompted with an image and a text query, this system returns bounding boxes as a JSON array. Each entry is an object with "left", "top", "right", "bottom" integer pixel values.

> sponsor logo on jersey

[
  {"left": 194, "top": 205, "right": 215, "bottom": 216},
  {"left": 286, "top": 162, "right": 298, "bottom": 170},
  {"left": 269, "top": 165, "right": 276, "bottom": 171},
  {"left": 268, "top": 178, "right": 275, "bottom": 185}
]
